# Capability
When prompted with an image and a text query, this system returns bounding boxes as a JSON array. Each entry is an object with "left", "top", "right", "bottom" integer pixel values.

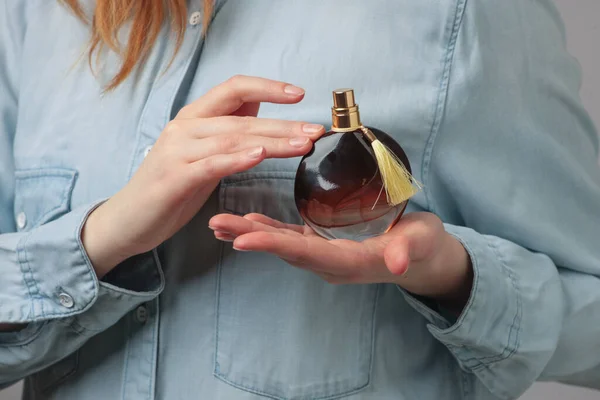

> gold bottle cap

[
  {"left": 331, "top": 88, "right": 362, "bottom": 132},
  {"left": 333, "top": 88, "right": 356, "bottom": 108}
]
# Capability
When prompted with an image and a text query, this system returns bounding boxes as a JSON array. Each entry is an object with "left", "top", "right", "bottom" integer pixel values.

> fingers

[
  {"left": 209, "top": 214, "right": 285, "bottom": 236},
  {"left": 208, "top": 213, "right": 351, "bottom": 269},
  {"left": 214, "top": 231, "right": 235, "bottom": 242},
  {"left": 243, "top": 213, "right": 305, "bottom": 234},
  {"left": 176, "top": 75, "right": 305, "bottom": 119},
  {"left": 231, "top": 102, "right": 260, "bottom": 117},
  {"left": 233, "top": 231, "right": 365, "bottom": 272},
  {"left": 183, "top": 133, "right": 313, "bottom": 161},
  {"left": 161, "top": 117, "right": 324, "bottom": 161},
  {"left": 164, "top": 117, "right": 324, "bottom": 140},
  {"left": 386, "top": 212, "right": 442, "bottom": 262},
  {"left": 383, "top": 236, "right": 410, "bottom": 276},
  {"left": 187, "top": 146, "right": 266, "bottom": 184}
]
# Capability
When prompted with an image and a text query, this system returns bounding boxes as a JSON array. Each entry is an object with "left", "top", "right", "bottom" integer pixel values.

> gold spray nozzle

[
  {"left": 332, "top": 88, "right": 356, "bottom": 108},
  {"left": 331, "top": 88, "right": 361, "bottom": 131}
]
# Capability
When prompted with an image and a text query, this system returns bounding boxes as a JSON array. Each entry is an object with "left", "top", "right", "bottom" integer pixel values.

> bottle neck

[{"left": 331, "top": 105, "right": 362, "bottom": 132}]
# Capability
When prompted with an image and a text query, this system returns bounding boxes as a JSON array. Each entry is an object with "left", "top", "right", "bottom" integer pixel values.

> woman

[{"left": 1, "top": 1, "right": 599, "bottom": 399}]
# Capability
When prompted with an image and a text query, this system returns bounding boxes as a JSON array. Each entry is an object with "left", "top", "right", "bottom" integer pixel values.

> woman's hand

[
  {"left": 208, "top": 211, "right": 473, "bottom": 312},
  {"left": 82, "top": 76, "right": 325, "bottom": 277}
]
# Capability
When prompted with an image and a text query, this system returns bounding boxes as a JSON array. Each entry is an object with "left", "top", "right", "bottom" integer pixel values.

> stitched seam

[
  {"left": 148, "top": 298, "right": 159, "bottom": 400},
  {"left": 456, "top": 238, "right": 522, "bottom": 366},
  {"left": 222, "top": 173, "right": 296, "bottom": 185},
  {"left": 14, "top": 202, "right": 105, "bottom": 321},
  {"left": 120, "top": 316, "right": 132, "bottom": 400},
  {"left": 73, "top": 203, "right": 100, "bottom": 310},
  {"left": 30, "top": 175, "right": 74, "bottom": 227},
  {"left": 460, "top": 370, "right": 472, "bottom": 399},
  {"left": 13, "top": 169, "right": 79, "bottom": 319},
  {"left": 430, "top": 231, "right": 481, "bottom": 336},
  {"left": 126, "top": 5, "right": 207, "bottom": 182},
  {"left": 213, "top": 284, "right": 375, "bottom": 398},
  {"left": 366, "top": 284, "right": 380, "bottom": 389},
  {"left": 214, "top": 187, "right": 374, "bottom": 398},
  {"left": 14, "top": 168, "right": 76, "bottom": 179},
  {"left": 125, "top": 33, "right": 201, "bottom": 181},
  {"left": 224, "top": 176, "right": 296, "bottom": 185},
  {"left": 399, "top": 287, "right": 453, "bottom": 328},
  {"left": 220, "top": 174, "right": 299, "bottom": 218},
  {"left": 213, "top": 236, "right": 224, "bottom": 378},
  {"left": 146, "top": 250, "right": 165, "bottom": 400},
  {"left": 14, "top": 169, "right": 76, "bottom": 227},
  {"left": 213, "top": 372, "right": 372, "bottom": 400},
  {"left": 17, "top": 231, "right": 43, "bottom": 317},
  {"left": 0, "top": 321, "right": 47, "bottom": 347},
  {"left": 213, "top": 183, "right": 225, "bottom": 376},
  {"left": 420, "top": 0, "right": 467, "bottom": 214},
  {"left": 479, "top": 239, "right": 521, "bottom": 365},
  {"left": 472, "top": 363, "right": 514, "bottom": 400}
]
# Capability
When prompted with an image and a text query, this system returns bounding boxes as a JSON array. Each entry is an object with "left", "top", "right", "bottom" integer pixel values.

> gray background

[{"left": 1, "top": 0, "right": 598, "bottom": 399}]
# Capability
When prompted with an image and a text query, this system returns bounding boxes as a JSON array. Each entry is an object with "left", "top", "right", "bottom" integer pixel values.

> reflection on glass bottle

[{"left": 294, "top": 89, "right": 415, "bottom": 241}]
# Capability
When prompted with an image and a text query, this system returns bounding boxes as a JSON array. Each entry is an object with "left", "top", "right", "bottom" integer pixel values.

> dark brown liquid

[{"left": 294, "top": 127, "right": 411, "bottom": 241}]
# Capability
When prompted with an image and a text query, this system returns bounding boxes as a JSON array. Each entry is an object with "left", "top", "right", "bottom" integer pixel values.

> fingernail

[
  {"left": 247, "top": 147, "right": 264, "bottom": 159},
  {"left": 210, "top": 226, "right": 229, "bottom": 234},
  {"left": 289, "top": 137, "right": 310, "bottom": 147},
  {"left": 284, "top": 85, "right": 305, "bottom": 96},
  {"left": 233, "top": 245, "right": 249, "bottom": 252},
  {"left": 214, "top": 230, "right": 235, "bottom": 241},
  {"left": 302, "top": 124, "right": 324, "bottom": 134}
]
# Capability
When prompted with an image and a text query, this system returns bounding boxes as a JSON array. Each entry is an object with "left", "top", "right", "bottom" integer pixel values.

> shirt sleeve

[
  {"left": 0, "top": 1, "right": 164, "bottom": 385},
  {"left": 399, "top": 2, "right": 600, "bottom": 399}
]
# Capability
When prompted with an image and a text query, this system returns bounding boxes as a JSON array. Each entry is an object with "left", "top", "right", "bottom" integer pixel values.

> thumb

[{"left": 383, "top": 235, "right": 411, "bottom": 276}]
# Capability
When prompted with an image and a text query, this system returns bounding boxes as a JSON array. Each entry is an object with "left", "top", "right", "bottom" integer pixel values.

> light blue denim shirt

[{"left": 2, "top": 1, "right": 600, "bottom": 399}]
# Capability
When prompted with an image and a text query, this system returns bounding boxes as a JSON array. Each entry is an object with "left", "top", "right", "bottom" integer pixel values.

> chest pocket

[
  {"left": 13, "top": 168, "right": 79, "bottom": 395},
  {"left": 13, "top": 168, "right": 78, "bottom": 232},
  {"left": 215, "top": 169, "right": 379, "bottom": 400}
]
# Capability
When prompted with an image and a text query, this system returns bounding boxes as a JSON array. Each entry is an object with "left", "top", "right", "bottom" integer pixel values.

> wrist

[
  {"left": 433, "top": 233, "right": 473, "bottom": 313},
  {"left": 82, "top": 202, "right": 130, "bottom": 278}
]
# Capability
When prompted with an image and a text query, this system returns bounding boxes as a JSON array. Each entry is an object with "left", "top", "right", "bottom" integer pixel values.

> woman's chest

[{"left": 14, "top": 0, "right": 457, "bottom": 209}]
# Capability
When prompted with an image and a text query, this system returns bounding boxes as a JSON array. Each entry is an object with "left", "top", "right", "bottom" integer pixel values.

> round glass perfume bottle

[{"left": 294, "top": 89, "right": 413, "bottom": 241}]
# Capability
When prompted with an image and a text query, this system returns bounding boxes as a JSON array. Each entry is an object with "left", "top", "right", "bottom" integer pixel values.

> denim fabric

[{"left": 1, "top": 1, "right": 600, "bottom": 399}]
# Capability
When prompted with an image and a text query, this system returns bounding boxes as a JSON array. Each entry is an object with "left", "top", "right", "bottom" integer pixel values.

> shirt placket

[{"left": 120, "top": 7, "right": 205, "bottom": 399}]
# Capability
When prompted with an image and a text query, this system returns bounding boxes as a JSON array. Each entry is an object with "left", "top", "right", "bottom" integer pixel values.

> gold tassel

[{"left": 360, "top": 127, "right": 422, "bottom": 206}]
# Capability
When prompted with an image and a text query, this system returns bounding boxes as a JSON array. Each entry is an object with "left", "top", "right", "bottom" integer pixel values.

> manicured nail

[
  {"left": 289, "top": 137, "right": 310, "bottom": 147},
  {"left": 233, "top": 246, "right": 249, "bottom": 252},
  {"left": 284, "top": 85, "right": 305, "bottom": 96},
  {"left": 302, "top": 124, "right": 324, "bottom": 134},
  {"left": 214, "top": 230, "right": 235, "bottom": 242},
  {"left": 248, "top": 147, "right": 264, "bottom": 159}
]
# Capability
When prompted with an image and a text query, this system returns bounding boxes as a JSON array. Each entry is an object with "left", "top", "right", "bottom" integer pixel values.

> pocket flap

[{"left": 14, "top": 168, "right": 78, "bottom": 231}]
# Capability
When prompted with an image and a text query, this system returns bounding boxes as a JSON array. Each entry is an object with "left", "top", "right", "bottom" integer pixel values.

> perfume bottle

[{"left": 294, "top": 89, "right": 419, "bottom": 241}]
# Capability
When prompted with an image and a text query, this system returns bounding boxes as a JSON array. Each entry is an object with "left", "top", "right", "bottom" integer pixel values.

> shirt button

[
  {"left": 16, "top": 212, "right": 27, "bottom": 230},
  {"left": 135, "top": 305, "right": 148, "bottom": 324},
  {"left": 58, "top": 293, "right": 74, "bottom": 308},
  {"left": 143, "top": 146, "right": 152, "bottom": 158},
  {"left": 189, "top": 11, "right": 202, "bottom": 26}
]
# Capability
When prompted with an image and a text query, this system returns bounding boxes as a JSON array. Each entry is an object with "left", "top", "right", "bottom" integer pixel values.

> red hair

[{"left": 60, "top": 0, "right": 214, "bottom": 90}]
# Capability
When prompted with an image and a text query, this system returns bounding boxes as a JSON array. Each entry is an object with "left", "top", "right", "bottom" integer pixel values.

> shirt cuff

[
  {"left": 73, "top": 249, "right": 164, "bottom": 332},
  {"left": 398, "top": 224, "right": 521, "bottom": 370},
  {"left": 11, "top": 200, "right": 164, "bottom": 324}
]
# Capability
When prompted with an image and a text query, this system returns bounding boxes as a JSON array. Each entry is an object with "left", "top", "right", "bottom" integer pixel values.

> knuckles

[
  {"left": 225, "top": 74, "right": 248, "bottom": 89},
  {"left": 163, "top": 121, "right": 183, "bottom": 138}
]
